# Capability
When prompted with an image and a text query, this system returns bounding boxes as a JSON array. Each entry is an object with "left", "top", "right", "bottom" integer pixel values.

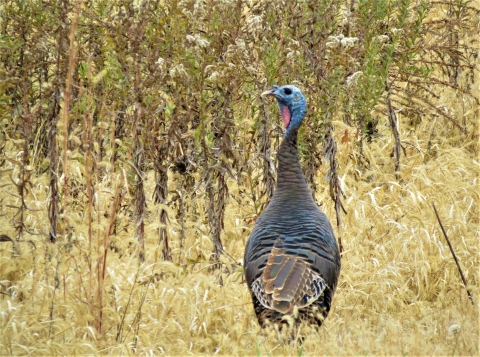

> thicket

[{"left": 0, "top": 0, "right": 478, "bottom": 337}]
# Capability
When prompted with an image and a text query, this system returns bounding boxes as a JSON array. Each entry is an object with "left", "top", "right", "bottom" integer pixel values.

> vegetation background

[{"left": 0, "top": 0, "right": 478, "bottom": 354}]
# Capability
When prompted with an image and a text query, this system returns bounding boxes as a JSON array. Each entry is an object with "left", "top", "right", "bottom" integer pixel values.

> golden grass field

[
  {"left": 1, "top": 80, "right": 478, "bottom": 355},
  {"left": 1, "top": 0, "right": 479, "bottom": 353}
]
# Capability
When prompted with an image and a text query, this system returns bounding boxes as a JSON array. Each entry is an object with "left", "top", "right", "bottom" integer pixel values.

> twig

[
  {"left": 323, "top": 132, "right": 347, "bottom": 254},
  {"left": 62, "top": 0, "right": 81, "bottom": 225},
  {"left": 386, "top": 81, "right": 402, "bottom": 176},
  {"left": 218, "top": 246, "right": 241, "bottom": 267},
  {"left": 432, "top": 203, "right": 475, "bottom": 306}
]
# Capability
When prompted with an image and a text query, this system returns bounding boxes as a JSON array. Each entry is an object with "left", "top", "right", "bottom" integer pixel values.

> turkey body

[{"left": 244, "top": 85, "right": 341, "bottom": 328}]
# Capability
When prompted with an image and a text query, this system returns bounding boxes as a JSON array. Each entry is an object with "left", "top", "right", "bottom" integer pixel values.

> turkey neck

[{"left": 273, "top": 127, "right": 315, "bottom": 206}]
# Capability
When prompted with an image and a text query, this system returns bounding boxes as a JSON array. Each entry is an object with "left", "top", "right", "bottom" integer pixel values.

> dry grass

[
  {"left": 1, "top": 93, "right": 478, "bottom": 355},
  {"left": 1, "top": 1, "right": 479, "bottom": 352}
]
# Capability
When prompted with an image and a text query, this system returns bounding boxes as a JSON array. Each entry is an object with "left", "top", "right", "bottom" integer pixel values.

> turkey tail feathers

[{"left": 251, "top": 244, "right": 327, "bottom": 315}]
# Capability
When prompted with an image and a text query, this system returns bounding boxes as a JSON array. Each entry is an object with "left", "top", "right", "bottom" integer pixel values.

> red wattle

[{"left": 281, "top": 106, "right": 291, "bottom": 128}]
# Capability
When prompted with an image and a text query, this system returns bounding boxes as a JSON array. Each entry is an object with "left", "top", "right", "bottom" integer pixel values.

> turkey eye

[{"left": 284, "top": 88, "right": 292, "bottom": 95}]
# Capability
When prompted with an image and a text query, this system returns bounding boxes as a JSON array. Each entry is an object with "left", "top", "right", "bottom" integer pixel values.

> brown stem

[
  {"left": 153, "top": 137, "right": 172, "bottom": 261},
  {"left": 62, "top": 0, "right": 81, "bottom": 224},
  {"left": 133, "top": 106, "right": 146, "bottom": 261},
  {"left": 386, "top": 81, "right": 401, "bottom": 177},
  {"left": 82, "top": 72, "right": 94, "bottom": 317},
  {"left": 323, "top": 133, "right": 346, "bottom": 254},
  {"left": 432, "top": 203, "right": 475, "bottom": 306}
]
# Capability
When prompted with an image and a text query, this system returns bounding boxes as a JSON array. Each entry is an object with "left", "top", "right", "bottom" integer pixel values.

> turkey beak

[{"left": 261, "top": 89, "right": 276, "bottom": 97}]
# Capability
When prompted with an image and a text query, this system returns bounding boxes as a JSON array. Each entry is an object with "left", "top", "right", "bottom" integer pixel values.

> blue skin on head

[{"left": 262, "top": 85, "right": 307, "bottom": 137}]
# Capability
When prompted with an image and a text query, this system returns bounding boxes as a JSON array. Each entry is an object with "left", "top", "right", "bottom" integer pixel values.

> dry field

[
  {"left": 1, "top": 0, "right": 479, "bottom": 354},
  {"left": 1, "top": 86, "right": 478, "bottom": 355}
]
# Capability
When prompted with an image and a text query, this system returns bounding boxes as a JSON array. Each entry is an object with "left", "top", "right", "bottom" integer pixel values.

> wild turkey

[{"left": 244, "top": 85, "right": 341, "bottom": 329}]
